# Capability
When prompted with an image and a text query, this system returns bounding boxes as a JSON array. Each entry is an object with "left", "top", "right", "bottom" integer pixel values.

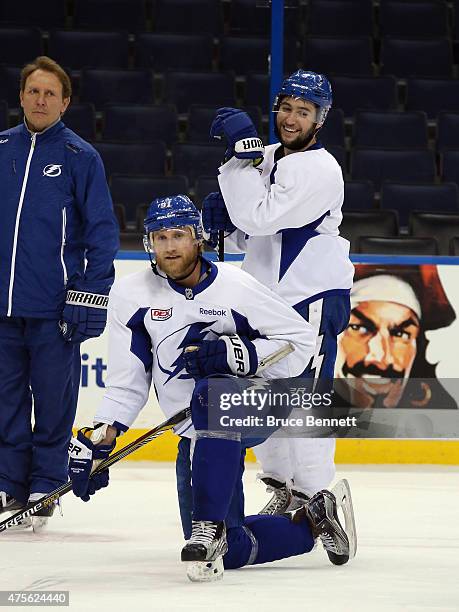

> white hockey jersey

[
  {"left": 94, "top": 260, "right": 315, "bottom": 438},
  {"left": 218, "top": 142, "right": 354, "bottom": 309}
]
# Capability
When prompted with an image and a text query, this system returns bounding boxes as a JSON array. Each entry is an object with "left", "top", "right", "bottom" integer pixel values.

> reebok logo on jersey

[
  {"left": 151, "top": 307, "right": 173, "bottom": 321},
  {"left": 43, "top": 164, "right": 62, "bottom": 177},
  {"left": 199, "top": 307, "right": 227, "bottom": 317},
  {"left": 65, "top": 290, "right": 109, "bottom": 309}
]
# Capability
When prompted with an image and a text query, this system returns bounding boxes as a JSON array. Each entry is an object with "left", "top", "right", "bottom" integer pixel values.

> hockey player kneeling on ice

[{"left": 68, "top": 195, "right": 357, "bottom": 581}]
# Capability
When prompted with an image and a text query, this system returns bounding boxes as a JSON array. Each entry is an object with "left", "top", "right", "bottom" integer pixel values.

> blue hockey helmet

[
  {"left": 144, "top": 194, "right": 203, "bottom": 239},
  {"left": 273, "top": 70, "right": 332, "bottom": 125}
]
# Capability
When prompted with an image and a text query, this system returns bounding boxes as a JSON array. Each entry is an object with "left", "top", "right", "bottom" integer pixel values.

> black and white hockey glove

[
  {"left": 183, "top": 335, "right": 258, "bottom": 380},
  {"left": 61, "top": 287, "right": 109, "bottom": 344}
]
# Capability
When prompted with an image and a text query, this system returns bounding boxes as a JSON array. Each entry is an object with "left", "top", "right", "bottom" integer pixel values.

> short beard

[
  {"left": 279, "top": 125, "right": 318, "bottom": 151},
  {"left": 156, "top": 249, "right": 199, "bottom": 281}
]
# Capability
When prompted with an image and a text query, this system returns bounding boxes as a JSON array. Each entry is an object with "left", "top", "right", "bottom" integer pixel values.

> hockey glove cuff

[
  {"left": 61, "top": 288, "right": 109, "bottom": 344},
  {"left": 210, "top": 107, "right": 264, "bottom": 163},
  {"left": 183, "top": 335, "right": 258, "bottom": 380}
]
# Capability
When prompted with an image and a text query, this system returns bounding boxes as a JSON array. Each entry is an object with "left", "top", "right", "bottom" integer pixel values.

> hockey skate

[
  {"left": 29, "top": 493, "right": 61, "bottom": 533},
  {"left": 181, "top": 520, "right": 227, "bottom": 582},
  {"left": 0, "top": 491, "right": 31, "bottom": 529},
  {"left": 305, "top": 479, "right": 357, "bottom": 565},
  {"left": 258, "top": 476, "right": 293, "bottom": 515}
]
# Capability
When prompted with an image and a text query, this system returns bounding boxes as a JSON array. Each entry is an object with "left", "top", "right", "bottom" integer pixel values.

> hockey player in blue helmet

[{"left": 203, "top": 73, "right": 355, "bottom": 530}]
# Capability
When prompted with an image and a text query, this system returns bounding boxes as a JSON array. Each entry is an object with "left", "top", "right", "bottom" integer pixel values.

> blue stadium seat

[
  {"left": 73, "top": 0, "right": 147, "bottom": 31},
  {"left": 0, "top": 99, "right": 8, "bottom": 131},
  {"left": 229, "top": 0, "right": 300, "bottom": 37},
  {"left": 327, "top": 145, "right": 347, "bottom": 176},
  {"left": 220, "top": 37, "right": 297, "bottom": 75},
  {"left": 441, "top": 150, "right": 459, "bottom": 186},
  {"left": 307, "top": 0, "right": 374, "bottom": 36},
  {"left": 187, "top": 105, "right": 262, "bottom": 143},
  {"left": 358, "top": 236, "right": 438, "bottom": 255},
  {"left": 172, "top": 143, "right": 225, "bottom": 186},
  {"left": 103, "top": 105, "right": 178, "bottom": 146},
  {"left": 302, "top": 37, "right": 374, "bottom": 76},
  {"left": 48, "top": 31, "right": 129, "bottom": 70},
  {"left": 110, "top": 175, "right": 189, "bottom": 223},
  {"left": 406, "top": 78, "right": 459, "bottom": 120},
  {"left": 164, "top": 72, "right": 236, "bottom": 114},
  {"left": 410, "top": 211, "right": 459, "bottom": 255},
  {"left": 63, "top": 103, "right": 96, "bottom": 141},
  {"left": 381, "top": 37, "right": 452, "bottom": 78},
  {"left": 94, "top": 142, "right": 167, "bottom": 178},
  {"left": 135, "top": 34, "right": 214, "bottom": 71},
  {"left": 343, "top": 180, "right": 376, "bottom": 210},
  {"left": 0, "top": 28, "right": 43, "bottom": 66},
  {"left": 0, "top": 66, "right": 21, "bottom": 107},
  {"left": 244, "top": 73, "right": 270, "bottom": 112},
  {"left": 0, "top": 0, "right": 65, "bottom": 27},
  {"left": 379, "top": 1, "right": 448, "bottom": 37},
  {"left": 330, "top": 75, "right": 397, "bottom": 118},
  {"left": 380, "top": 182, "right": 459, "bottom": 227},
  {"left": 153, "top": 0, "right": 222, "bottom": 34},
  {"left": 194, "top": 175, "right": 220, "bottom": 208},
  {"left": 354, "top": 111, "right": 428, "bottom": 149},
  {"left": 80, "top": 70, "right": 153, "bottom": 110},
  {"left": 340, "top": 210, "right": 399, "bottom": 252},
  {"left": 437, "top": 112, "right": 459, "bottom": 152},
  {"left": 352, "top": 149, "right": 436, "bottom": 190},
  {"left": 319, "top": 109, "right": 345, "bottom": 147}
]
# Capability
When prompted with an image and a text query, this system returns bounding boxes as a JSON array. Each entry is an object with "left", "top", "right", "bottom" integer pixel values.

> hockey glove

[
  {"left": 210, "top": 107, "right": 264, "bottom": 163},
  {"left": 61, "top": 287, "right": 110, "bottom": 344},
  {"left": 183, "top": 335, "right": 258, "bottom": 380},
  {"left": 202, "top": 192, "right": 236, "bottom": 248},
  {"left": 68, "top": 424, "right": 116, "bottom": 502}
]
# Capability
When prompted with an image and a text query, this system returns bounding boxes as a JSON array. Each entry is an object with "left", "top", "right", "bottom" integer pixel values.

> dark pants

[{"left": 0, "top": 317, "right": 80, "bottom": 503}]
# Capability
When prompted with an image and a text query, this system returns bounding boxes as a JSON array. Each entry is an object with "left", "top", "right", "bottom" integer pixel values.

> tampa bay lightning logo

[
  {"left": 156, "top": 321, "right": 216, "bottom": 383},
  {"left": 43, "top": 164, "right": 62, "bottom": 177}
]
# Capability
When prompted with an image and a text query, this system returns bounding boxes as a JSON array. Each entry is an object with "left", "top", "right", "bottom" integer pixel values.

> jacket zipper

[
  {"left": 61, "top": 208, "right": 68, "bottom": 286},
  {"left": 7, "top": 133, "right": 36, "bottom": 316}
]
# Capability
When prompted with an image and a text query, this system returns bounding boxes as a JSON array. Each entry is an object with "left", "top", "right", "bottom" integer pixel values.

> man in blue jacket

[{"left": 0, "top": 56, "right": 119, "bottom": 530}]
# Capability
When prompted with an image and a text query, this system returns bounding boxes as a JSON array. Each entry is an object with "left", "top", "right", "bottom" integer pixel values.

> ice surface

[{"left": 1, "top": 464, "right": 458, "bottom": 612}]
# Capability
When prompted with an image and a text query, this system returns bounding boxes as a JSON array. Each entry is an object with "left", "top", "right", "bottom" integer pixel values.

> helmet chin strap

[{"left": 149, "top": 252, "right": 202, "bottom": 283}]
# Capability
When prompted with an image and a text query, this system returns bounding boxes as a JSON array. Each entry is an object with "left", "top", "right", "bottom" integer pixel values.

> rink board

[{"left": 75, "top": 252, "right": 459, "bottom": 465}]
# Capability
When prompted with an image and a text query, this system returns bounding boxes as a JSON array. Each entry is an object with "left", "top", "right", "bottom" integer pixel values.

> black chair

[
  {"left": 94, "top": 142, "right": 167, "bottom": 179},
  {"left": 340, "top": 210, "right": 399, "bottom": 253},
  {"left": 437, "top": 113, "right": 459, "bottom": 152},
  {"left": 111, "top": 174, "right": 189, "bottom": 223},
  {"left": 80, "top": 70, "right": 154, "bottom": 110},
  {"left": 113, "top": 204, "right": 127, "bottom": 232},
  {"left": 244, "top": 73, "right": 270, "bottom": 112},
  {"left": 119, "top": 232, "right": 144, "bottom": 251},
  {"left": 327, "top": 145, "right": 347, "bottom": 176},
  {"left": 172, "top": 143, "right": 225, "bottom": 187},
  {"left": 381, "top": 182, "right": 459, "bottom": 228},
  {"left": 343, "top": 180, "right": 376, "bottom": 210},
  {"left": 0, "top": 28, "right": 43, "bottom": 66},
  {"left": 381, "top": 37, "right": 452, "bottom": 78},
  {"left": 307, "top": 0, "right": 374, "bottom": 36},
  {"left": 103, "top": 105, "right": 178, "bottom": 146},
  {"left": 135, "top": 34, "right": 214, "bottom": 72},
  {"left": 0, "top": 99, "right": 8, "bottom": 131},
  {"left": 229, "top": 0, "right": 300, "bottom": 37},
  {"left": 187, "top": 105, "right": 262, "bottom": 143},
  {"left": 354, "top": 111, "right": 428, "bottom": 149},
  {"left": 0, "top": 0, "right": 65, "bottom": 27},
  {"left": 164, "top": 72, "right": 236, "bottom": 114},
  {"left": 152, "top": 0, "right": 222, "bottom": 34},
  {"left": 379, "top": 1, "right": 448, "bottom": 37},
  {"left": 318, "top": 109, "right": 345, "bottom": 148},
  {"left": 410, "top": 211, "right": 459, "bottom": 255},
  {"left": 301, "top": 36, "right": 374, "bottom": 76},
  {"left": 351, "top": 149, "right": 436, "bottom": 190},
  {"left": 441, "top": 150, "right": 459, "bottom": 185},
  {"left": 450, "top": 237, "right": 459, "bottom": 255},
  {"left": 358, "top": 236, "right": 439, "bottom": 255},
  {"left": 330, "top": 75, "right": 397, "bottom": 118},
  {"left": 406, "top": 78, "right": 459, "bottom": 120},
  {"left": 73, "top": 0, "right": 147, "bottom": 31},
  {"left": 48, "top": 31, "right": 129, "bottom": 71},
  {"left": 220, "top": 37, "right": 270, "bottom": 74},
  {"left": 194, "top": 175, "right": 220, "bottom": 208},
  {"left": 63, "top": 103, "right": 96, "bottom": 140},
  {"left": 0, "top": 66, "right": 21, "bottom": 107}
]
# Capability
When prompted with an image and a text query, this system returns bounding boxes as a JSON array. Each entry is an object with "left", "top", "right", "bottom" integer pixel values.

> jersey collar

[{"left": 167, "top": 258, "right": 218, "bottom": 299}]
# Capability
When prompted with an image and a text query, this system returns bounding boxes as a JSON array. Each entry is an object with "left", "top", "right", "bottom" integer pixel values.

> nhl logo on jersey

[
  {"left": 151, "top": 307, "right": 173, "bottom": 321},
  {"left": 185, "top": 288, "right": 194, "bottom": 300}
]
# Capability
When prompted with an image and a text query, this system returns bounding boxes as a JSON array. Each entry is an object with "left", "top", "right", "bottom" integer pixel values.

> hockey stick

[{"left": 0, "top": 407, "right": 190, "bottom": 534}]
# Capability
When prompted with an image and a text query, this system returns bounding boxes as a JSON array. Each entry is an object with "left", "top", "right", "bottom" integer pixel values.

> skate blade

[
  {"left": 186, "top": 557, "right": 224, "bottom": 582},
  {"left": 331, "top": 479, "right": 357, "bottom": 559},
  {"left": 6, "top": 517, "right": 32, "bottom": 530},
  {"left": 31, "top": 516, "right": 49, "bottom": 533}
]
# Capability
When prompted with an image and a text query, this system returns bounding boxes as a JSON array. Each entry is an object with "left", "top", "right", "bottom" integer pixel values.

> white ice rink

[{"left": 1, "top": 463, "right": 458, "bottom": 612}]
